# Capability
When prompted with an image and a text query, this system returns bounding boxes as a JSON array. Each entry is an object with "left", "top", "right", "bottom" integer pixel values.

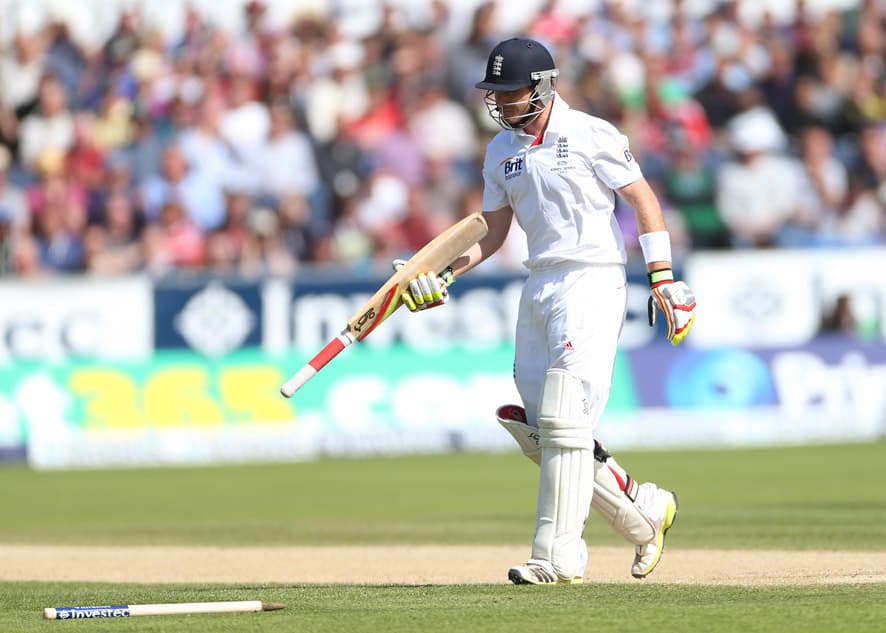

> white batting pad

[
  {"left": 536, "top": 369, "right": 596, "bottom": 451},
  {"left": 591, "top": 460, "right": 655, "bottom": 545},
  {"left": 531, "top": 446, "right": 595, "bottom": 580}
]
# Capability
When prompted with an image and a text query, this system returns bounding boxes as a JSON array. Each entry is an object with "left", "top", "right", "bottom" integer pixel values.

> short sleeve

[
  {"left": 481, "top": 154, "right": 508, "bottom": 212},
  {"left": 590, "top": 120, "right": 643, "bottom": 190}
]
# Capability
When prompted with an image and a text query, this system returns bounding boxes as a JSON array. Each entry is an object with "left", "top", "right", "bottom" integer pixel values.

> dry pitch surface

[{"left": 2, "top": 546, "right": 884, "bottom": 586}]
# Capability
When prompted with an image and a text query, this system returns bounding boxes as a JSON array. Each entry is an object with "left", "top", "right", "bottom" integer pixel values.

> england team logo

[{"left": 492, "top": 54, "right": 504, "bottom": 76}]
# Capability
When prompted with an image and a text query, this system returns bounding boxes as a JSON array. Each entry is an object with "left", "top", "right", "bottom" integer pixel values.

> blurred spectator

[
  {"left": 19, "top": 76, "right": 75, "bottom": 169},
  {"left": 819, "top": 293, "right": 857, "bottom": 335},
  {"left": 716, "top": 105, "right": 805, "bottom": 248},
  {"left": 90, "top": 90, "right": 135, "bottom": 152},
  {"left": 0, "top": 146, "right": 28, "bottom": 274},
  {"left": 27, "top": 151, "right": 87, "bottom": 220},
  {"left": 232, "top": 0, "right": 273, "bottom": 78},
  {"left": 757, "top": 38, "right": 801, "bottom": 134},
  {"left": 326, "top": 194, "right": 374, "bottom": 265},
  {"left": 66, "top": 113, "right": 107, "bottom": 221},
  {"left": 33, "top": 189, "right": 87, "bottom": 272},
  {"left": 0, "top": 0, "right": 883, "bottom": 279},
  {"left": 254, "top": 99, "right": 320, "bottom": 199},
  {"left": 240, "top": 206, "right": 296, "bottom": 278},
  {"left": 0, "top": 31, "right": 46, "bottom": 118},
  {"left": 45, "top": 19, "right": 86, "bottom": 103},
  {"left": 372, "top": 126, "right": 426, "bottom": 187},
  {"left": 305, "top": 40, "right": 369, "bottom": 144},
  {"left": 220, "top": 72, "right": 270, "bottom": 163},
  {"left": 219, "top": 188, "right": 254, "bottom": 259},
  {"left": 314, "top": 125, "right": 368, "bottom": 207},
  {"left": 205, "top": 228, "right": 240, "bottom": 273},
  {"left": 853, "top": 124, "right": 886, "bottom": 189},
  {"left": 695, "top": 59, "right": 744, "bottom": 131},
  {"left": 9, "top": 234, "right": 44, "bottom": 277},
  {"left": 85, "top": 190, "right": 143, "bottom": 274},
  {"left": 143, "top": 199, "right": 205, "bottom": 273},
  {"left": 407, "top": 82, "right": 477, "bottom": 166},
  {"left": 0, "top": 146, "right": 29, "bottom": 230},
  {"left": 819, "top": 291, "right": 881, "bottom": 341},
  {"left": 664, "top": 143, "right": 728, "bottom": 249},
  {"left": 179, "top": 94, "right": 239, "bottom": 189},
  {"left": 817, "top": 172, "right": 885, "bottom": 246},
  {"left": 277, "top": 193, "right": 319, "bottom": 263},
  {"left": 172, "top": 6, "right": 210, "bottom": 65},
  {"left": 446, "top": 2, "right": 498, "bottom": 103},
  {"left": 0, "top": 106, "right": 17, "bottom": 159},
  {"left": 141, "top": 144, "right": 226, "bottom": 232},
  {"left": 105, "top": 8, "right": 142, "bottom": 70},
  {"left": 344, "top": 76, "right": 402, "bottom": 152},
  {"left": 393, "top": 187, "right": 440, "bottom": 253},
  {"left": 796, "top": 125, "right": 848, "bottom": 232},
  {"left": 120, "top": 114, "right": 167, "bottom": 185},
  {"left": 355, "top": 172, "right": 409, "bottom": 260}
]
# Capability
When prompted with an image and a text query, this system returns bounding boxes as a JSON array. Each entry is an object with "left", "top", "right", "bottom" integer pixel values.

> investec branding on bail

[{"left": 60, "top": 607, "right": 130, "bottom": 618}]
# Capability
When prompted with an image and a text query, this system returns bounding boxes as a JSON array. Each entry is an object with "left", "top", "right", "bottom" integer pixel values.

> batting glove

[
  {"left": 647, "top": 269, "right": 696, "bottom": 346},
  {"left": 392, "top": 259, "right": 456, "bottom": 312}
]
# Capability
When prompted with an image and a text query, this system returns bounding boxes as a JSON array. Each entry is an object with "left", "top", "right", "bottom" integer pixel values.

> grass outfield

[
  {"left": 2, "top": 442, "right": 885, "bottom": 548},
  {"left": 3, "top": 583, "right": 886, "bottom": 633},
  {"left": 2, "top": 442, "right": 885, "bottom": 631}
]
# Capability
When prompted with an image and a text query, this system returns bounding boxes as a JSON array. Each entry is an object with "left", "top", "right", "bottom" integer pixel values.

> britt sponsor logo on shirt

[
  {"left": 623, "top": 147, "right": 634, "bottom": 162},
  {"left": 503, "top": 156, "right": 524, "bottom": 180}
]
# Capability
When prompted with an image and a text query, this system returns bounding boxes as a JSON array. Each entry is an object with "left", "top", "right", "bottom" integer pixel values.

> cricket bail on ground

[{"left": 43, "top": 600, "right": 285, "bottom": 620}]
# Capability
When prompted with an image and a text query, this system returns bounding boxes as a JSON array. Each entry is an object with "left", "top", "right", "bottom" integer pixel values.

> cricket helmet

[{"left": 475, "top": 38, "right": 559, "bottom": 130}]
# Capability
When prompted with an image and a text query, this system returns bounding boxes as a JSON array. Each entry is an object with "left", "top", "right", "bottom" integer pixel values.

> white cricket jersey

[{"left": 481, "top": 94, "right": 643, "bottom": 269}]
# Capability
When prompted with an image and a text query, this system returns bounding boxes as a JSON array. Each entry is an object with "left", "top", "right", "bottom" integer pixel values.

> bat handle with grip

[{"left": 280, "top": 329, "right": 355, "bottom": 398}]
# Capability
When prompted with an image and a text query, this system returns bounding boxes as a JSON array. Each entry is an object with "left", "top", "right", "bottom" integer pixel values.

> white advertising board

[
  {"left": 0, "top": 276, "right": 153, "bottom": 363},
  {"left": 686, "top": 248, "right": 886, "bottom": 348}
]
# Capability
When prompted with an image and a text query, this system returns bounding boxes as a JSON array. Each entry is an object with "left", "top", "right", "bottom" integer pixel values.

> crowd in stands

[{"left": 0, "top": 0, "right": 884, "bottom": 278}]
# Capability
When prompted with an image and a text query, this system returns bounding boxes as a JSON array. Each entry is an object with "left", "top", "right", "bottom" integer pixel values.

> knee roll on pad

[
  {"left": 496, "top": 405, "right": 541, "bottom": 465},
  {"left": 537, "top": 369, "right": 595, "bottom": 451}
]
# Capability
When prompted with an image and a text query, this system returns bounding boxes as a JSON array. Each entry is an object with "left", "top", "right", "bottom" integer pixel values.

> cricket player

[{"left": 397, "top": 37, "right": 696, "bottom": 584}]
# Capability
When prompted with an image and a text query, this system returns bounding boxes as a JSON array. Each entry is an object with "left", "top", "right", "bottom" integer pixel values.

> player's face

[{"left": 494, "top": 87, "right": 534, "bottom": 124}]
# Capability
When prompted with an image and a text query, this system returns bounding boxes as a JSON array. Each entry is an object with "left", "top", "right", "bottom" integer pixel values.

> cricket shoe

[
  {"left": 508, "top": 561, "right": 583, "bottom": 585},
  {"left": 631, "top": 487, "right": 679, "bottom": 578}
]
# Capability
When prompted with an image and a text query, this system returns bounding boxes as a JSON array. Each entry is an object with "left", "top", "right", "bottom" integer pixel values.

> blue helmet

[{"left": 475, "top": 38, "right": 559, "bottom": 130}]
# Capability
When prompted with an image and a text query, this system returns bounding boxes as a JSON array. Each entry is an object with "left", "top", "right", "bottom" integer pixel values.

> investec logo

[
  {"left": 174, "top": 282, "right": 255, "bottom": 357},
  {"left": 504, "top": 156, "right": 524, "bottom": 180},
  {"left": 59, "top": 607, "right": 130, "bottom": 618}
]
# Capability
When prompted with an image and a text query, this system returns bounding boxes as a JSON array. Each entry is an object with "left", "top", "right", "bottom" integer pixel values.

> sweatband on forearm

[{"left": 638, "top": 231, "right": 672, "bottom": 265}]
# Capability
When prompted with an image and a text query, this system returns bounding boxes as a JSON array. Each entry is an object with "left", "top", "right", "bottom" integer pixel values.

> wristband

[
  {"left": 648, "top": 268, "right": 674, "bottom": 288},
  {"left": 440, "top": 266, "right": 455, "bottom": 286},
  {"left": 638, "top": 231, "right": 672, "bottom": 265}
]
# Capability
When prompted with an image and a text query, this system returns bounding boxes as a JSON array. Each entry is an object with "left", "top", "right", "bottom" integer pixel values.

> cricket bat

[{"left": 280, "top": 212, "right": 488, "bottom": 398}]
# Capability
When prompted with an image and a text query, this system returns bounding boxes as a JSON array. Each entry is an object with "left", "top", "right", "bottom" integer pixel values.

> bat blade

[
  {"left": 346, "top": 212, "right": 488, "bottom": 341},
  {"left": 280, "top": 212, "right": 488, "bottom": 397}
]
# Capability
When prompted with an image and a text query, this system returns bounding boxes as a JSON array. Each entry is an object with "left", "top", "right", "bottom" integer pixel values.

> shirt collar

[{"left": 511, "top": 93, "right": 569, "bottom": 144}]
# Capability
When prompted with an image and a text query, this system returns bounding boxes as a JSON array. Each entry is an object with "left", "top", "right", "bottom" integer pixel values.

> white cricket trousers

[{"left": 513, "top": 263, "right": 627, "bottom": 428}]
